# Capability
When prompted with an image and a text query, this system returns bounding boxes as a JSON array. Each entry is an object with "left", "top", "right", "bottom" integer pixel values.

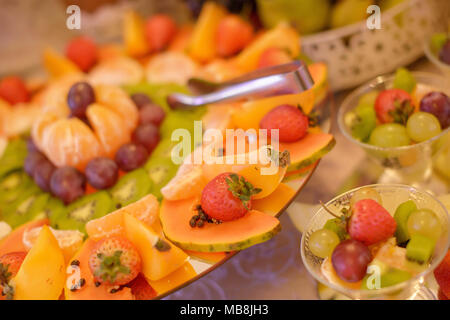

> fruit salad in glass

[
  {"left": 338, "top": 68, "right": 450, "bottom": 185},
  {"left": 424, "top": 33, "right": 450, "bottom": 79},
  {"left": 301, "top": 184, "right": 450, "bottom": 300}
]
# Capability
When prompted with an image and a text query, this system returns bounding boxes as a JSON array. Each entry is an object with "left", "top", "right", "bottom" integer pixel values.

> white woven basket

[{"left": 302, "top": 0, "right": 449, "bottom": 91}]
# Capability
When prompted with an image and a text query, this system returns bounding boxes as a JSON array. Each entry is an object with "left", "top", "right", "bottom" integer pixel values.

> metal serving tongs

[{"left": 167, "top": 60, "right": 314, "bottom": 110}]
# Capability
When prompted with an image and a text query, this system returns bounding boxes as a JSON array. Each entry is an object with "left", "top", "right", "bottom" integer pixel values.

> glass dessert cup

[
  {"left": 424, "top": 39, "right": 450, "bottom": 84},
  {"left": 337, "top": 72, "right": 450, "bottom": 187},
  {"left": 300, "top": 184, "right": 450, "bottom": 300}
]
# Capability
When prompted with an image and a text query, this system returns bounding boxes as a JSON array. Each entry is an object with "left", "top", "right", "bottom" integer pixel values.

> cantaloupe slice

[
  {"left": 280, "top": 132, "right": 335, "bottom": 174},
  {"left": 43, "top": 48, "right": 81, "bottom": 78},
  {"left": 160, "top": 197, "right": 281, "bottom": 252},
  {"left": 309, "top": 62, "right": 329, "bottom": 104},
  {"left": 65, "top": 239, "right": 134, "bottom": 300},
  {"left": 231, "top": 90, "right": 315, "bottom": 130},
  {"left": 123, "top": 213, "right": 189, "bottom": 281},
  {"left": 187, "top": 2, "right": 227, "bottom": 62}
]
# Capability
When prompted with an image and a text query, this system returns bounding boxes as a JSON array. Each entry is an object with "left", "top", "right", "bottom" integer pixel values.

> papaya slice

[
  {"left": 160, "top": 197, "right": 281, "bottom": 252},
  {"left": 0, "top": 218, "right": 49, "bottom": 256},
  {"left": 147, "top": 262, "right": 196, "bottom": 295},
  {"left": 65, "top": 239, "right": 134, "bottom": 300},
  {"left": 186, "top": 250, "right": 230, "bottom": 263},
  {"left": 231, "top": 90, "right": 315, "bottom": 131},
  {"left": 252, "top": 183, "right": 296, "bottom": 216},
  {"left": 308, "top": 62, "right": 329, "bottom": 105},
  {"left": 280, "top": 132, "right": 335, "bottom": 174}
]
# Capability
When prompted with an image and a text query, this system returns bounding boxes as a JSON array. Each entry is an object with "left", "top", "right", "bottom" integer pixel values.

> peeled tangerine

[{"left": 14, "top": 226, "right": 66, "bottom": 300}]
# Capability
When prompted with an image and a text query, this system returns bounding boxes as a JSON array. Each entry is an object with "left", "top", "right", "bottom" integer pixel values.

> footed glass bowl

[
  {"left": 338, "top": 72, "right": 450, "bottom": 186},
  {"left": 301, "top": 184, "right": 450, "bottom": 300}
]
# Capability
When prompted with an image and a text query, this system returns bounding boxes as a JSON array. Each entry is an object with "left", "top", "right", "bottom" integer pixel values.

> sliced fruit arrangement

[
  {"left": 0, "top": 3, "right": 336, "bottom": 300},
  {"left": 344, "top": 67, "right": 449, "bottom": 145},
  {"left": 307, "top": 186, "right": 444, "bottom": 292}
]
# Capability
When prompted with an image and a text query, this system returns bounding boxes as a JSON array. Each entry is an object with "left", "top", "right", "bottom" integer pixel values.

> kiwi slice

[
  {"left": 0, "top": 171, "right": 34, "bottom": 205},
  {"left": 380, "top": 268, "right": 412, "bottom": 288},
  {"left": 406, "top": 234, "right": 435, "bottom": 265},
  {"left": 0, "top": 139, "right": 28, "bottom": 178},
  {"left": 40, "top": 196, "right": 66, "bottom": 229},
  {"left": 2, "top": 190, "right": 48, "bottom": 228},
  {"left": 56, "top": 191, "right": 113, "bottom": 234},
  {"left": 144, "top": 157, "right": 178, "bottom": 200},
  {"left": 394, "top": 200, "right": 417, "bottom": 244},
  {"left": 345, "top": 103, "right": 377, "bottom": 142},
  {"left": 109, "top": 168, "right": 153, "bottom": 209}
]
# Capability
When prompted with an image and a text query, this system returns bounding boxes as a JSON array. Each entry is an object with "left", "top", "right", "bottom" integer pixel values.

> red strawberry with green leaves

[
  {"left": 374, "top": 89, "right": 414, "bottom": 124},
  {"left": 65, "top": 36, "right": 98, "bottom": 72},
  {"left": 348, "top": 199, "right": 397, "bottom": 246},
  {"left": 88, "top": 236, "right": 141, "bottom": 286},
  {"left": 434, "top": 249, "right": 450, "bottom": 299},
  {"left": 127, "top": 273, "right": 157, "bottom": 300},
  {"left": 0, "top": 251, "right": 27, "bottom": 300},
  {"left": 200, "top": 173, "right": 261, "bottom": 222},
  {"left": 259, "top": 104, "right": 310, "bottom": 143}
]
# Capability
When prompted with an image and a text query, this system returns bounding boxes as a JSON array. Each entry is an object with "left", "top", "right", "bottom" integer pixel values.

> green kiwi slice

[
  {"left": 144, "top": 157, "right": 178, "bottom": 200},
  {"left": 56, "top": 191, "right": 113, "bottom": 234},
  {"left": 2, "top": 191, "right": 48, "bottom": 228},
  {"left": 39, "top": 196, "right": 66, "bottom": 229},
  {"left": 0, "top": 139, "right": 28, "bottom": 178},
  {"left": 0, "top": 171, "right": 34, "bottom": 205},
  {"left": 109, "top": 168, "right": 153, "bottom": 209}
]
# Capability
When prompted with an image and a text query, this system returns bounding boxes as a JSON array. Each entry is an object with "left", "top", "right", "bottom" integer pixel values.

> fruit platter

[{"left": 0, "top": 3, "right": 335, "bottom": 300}]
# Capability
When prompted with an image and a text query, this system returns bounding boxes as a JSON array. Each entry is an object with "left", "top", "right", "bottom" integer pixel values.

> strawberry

[
  {"left": 65, "top": 36, "right": 98, "bottom": 72},
  {"left": 88, "top": 236, "right": 141, "bottom": 286},
  {"left": 0, "top": 251, "right": 27, "bottom": 300},
  {"left": 0, "top": 76, "right": 30, "bottom": 105},
  {"left": 374, "top": 89, "right": 414, "bottom": 124},
  {"left": 434, "top": 249, "right": 450, "bottom": 298},
  {"left": 438, "top": 289, "right": 449, "bottom": 300},
  {"left": 216, "top": 14, "right": 254, "bottom": 57},
  {"left": 348, "top": 199, "right": 397, "bottom": 246},
  {"left": 144, "top": 14, "right": 177, "bottom": 52},
  {"left": 200, "top": 173, "right": 261, "bottom": 222},
  {"left": 259, "top": 104, "right": 309, "bottom": 142},
  {"left": 127, "top": 273, "right": 157, "bottom": 300},
  {"left": 257, "top": 47, "right": 292, "bottom": 69}
]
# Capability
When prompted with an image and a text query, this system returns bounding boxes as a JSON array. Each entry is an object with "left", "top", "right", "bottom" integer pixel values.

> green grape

[
  {"left": 406, "top": 112, "right": 441, "bottom": 142},
  {"left": 309, "top": 229, "right": 340, "bottom": 258},
  {"left": 346, "top": 104, "right": 377, "bottom": 141},
  {"left": 393, "top": 68, "right": 416, "bottom": 93},
  {"left": 358, "top": 91, "right": 379, "bottom": 107},
  {"left": 407, "top": 209, "right": 442, "bottom": 242},
  {"left": 369, "top": 123, "right": 411, "bottom": 148},
  {"left": 350, "top": 187, "right": 383, "bottom": 207}
]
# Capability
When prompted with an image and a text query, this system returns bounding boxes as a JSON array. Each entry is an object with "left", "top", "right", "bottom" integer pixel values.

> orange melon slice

[
  {"left": 160, "top": 197, "right": 281, "bottom": 252},
  {"left": 252, "top": 183, "right": 296, "bottom": 216},
  {"left": 280, "top": 132, "right": 335, "bottom": 175},
  {"left": 65, "top": 239, "right": 134, "bottom": 300},
  {"left": 123, "top": 213, "right": 189, "bottom": 281}
]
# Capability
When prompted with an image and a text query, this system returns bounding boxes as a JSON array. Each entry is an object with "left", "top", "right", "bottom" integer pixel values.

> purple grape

[
  {"left": 33, "top": 158, "right": 56, "bottom": 192},
  {"left": 132, "top": 124, "right": 160, "bottom": 153},
  {"left": 67, "top": 82, "right": 95, "bottom": 118},
  {"left": 131, "top": 93, "right": 152, "bottom": 109},
  {"left": 24, "top": 152, "right": 46, "bottom": 177},
  {"left": 26, "top": 138, "right": 39, "bottom": 153},
  {"left": 439, "top": 40, "right": 450, "bottom": 65},
  {"left": 50, "top": 167, "right": 86, "bottom": 204},
  {"left": 419, "top": 91, "right": 450, "bottom": 129},
  {"left": 115, "top": 143, "right": 149, "bottom": 172},
  {"left": 139, "top": 104, "right": 166, "bottom": 126},
  {"left": 85, "top": 157, "right": 119, "bottom": 190},
  {"left": 331, "top": 239, "right": 372, "bottom": 282}
]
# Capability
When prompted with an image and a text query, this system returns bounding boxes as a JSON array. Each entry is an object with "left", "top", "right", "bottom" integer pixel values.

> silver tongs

[{"left": 167, "top": 60, "right": 314, "bottom": 110}]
